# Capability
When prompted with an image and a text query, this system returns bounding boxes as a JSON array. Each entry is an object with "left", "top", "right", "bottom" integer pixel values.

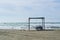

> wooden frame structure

[{"left": 28, "top": 17, "right": 45, "bottom": 30}]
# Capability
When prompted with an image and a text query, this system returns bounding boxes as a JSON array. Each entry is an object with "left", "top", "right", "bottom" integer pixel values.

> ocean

[{"left": 0, "top": 22, "right": 60, "bottom": 30}]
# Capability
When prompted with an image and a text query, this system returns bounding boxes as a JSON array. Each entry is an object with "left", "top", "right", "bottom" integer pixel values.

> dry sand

[{"left": 0, "top": 29, "right": 60, "bottom": 40}]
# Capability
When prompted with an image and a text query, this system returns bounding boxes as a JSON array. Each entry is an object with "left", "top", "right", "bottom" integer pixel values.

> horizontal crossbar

[{"left": 29, "top": 17, "right": 45, "bottom": 19}]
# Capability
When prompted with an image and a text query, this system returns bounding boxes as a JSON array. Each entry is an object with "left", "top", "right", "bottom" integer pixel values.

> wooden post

[
  {"left": 42, "top": 18, "right": 45, "bottom": 30},
  {"left": 28, "top": 18, "right": 30, "bottom": 31}
]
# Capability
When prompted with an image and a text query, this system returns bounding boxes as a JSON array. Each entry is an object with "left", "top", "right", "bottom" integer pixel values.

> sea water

[{"left": 0, "top": 22, "right": 60, "bottom": 30}]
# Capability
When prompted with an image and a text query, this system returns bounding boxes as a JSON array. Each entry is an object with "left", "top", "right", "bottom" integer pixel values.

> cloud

[
  {"left": 0, "top": 0, "right": 16, "bottom": 4},
  {"left": 0, "top": 0, "right": 60, "bottom": 22}
]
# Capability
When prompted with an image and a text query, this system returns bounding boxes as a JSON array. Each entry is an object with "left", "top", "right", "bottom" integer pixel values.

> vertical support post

[
  {"left": 28, "top": 18, "right": 30, "bottom": 31},
  {"left": 42, "top": 18, "right": 45, "bottom": 30}
]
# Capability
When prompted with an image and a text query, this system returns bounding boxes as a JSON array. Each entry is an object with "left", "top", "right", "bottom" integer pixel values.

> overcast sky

[{"left": 0, "top": 0, "right": 60, "bottom": 22}]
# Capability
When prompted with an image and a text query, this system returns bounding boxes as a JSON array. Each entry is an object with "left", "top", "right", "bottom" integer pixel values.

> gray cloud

[{"left": 0, "top": 0, "right": 60, "bottom": 22}]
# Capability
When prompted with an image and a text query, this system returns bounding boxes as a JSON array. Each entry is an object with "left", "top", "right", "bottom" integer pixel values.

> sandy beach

[{"left": 0, "top": 29, "right": 60, "bottom": 40}]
